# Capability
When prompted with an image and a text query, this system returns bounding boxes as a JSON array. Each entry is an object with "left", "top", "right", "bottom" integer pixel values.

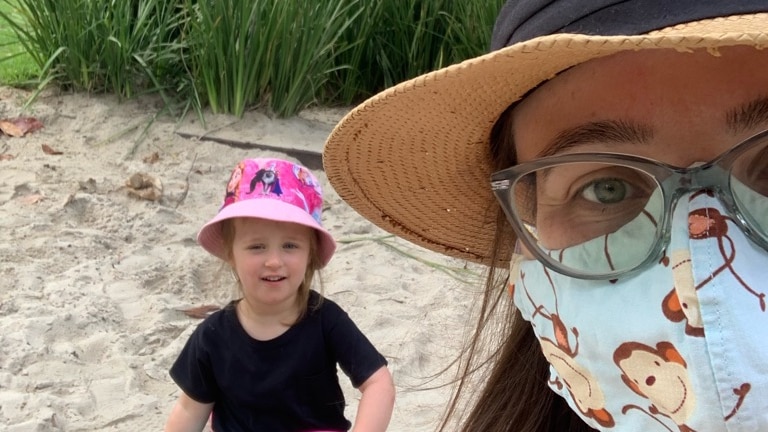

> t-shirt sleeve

[
  {"left": 169, "top": 319, "right": 220, "bottom": 403},
  {"left": 323, "top": 300, "right": 388, "bottom": 388}
]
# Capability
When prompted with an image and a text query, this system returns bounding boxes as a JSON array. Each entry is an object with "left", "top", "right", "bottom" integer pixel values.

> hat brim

[
  {"left": 197, "top": 199, "right": 337, "bottom": 267},
  {"left": 323, "top": 13, "right": 768, "bottom": 268}
]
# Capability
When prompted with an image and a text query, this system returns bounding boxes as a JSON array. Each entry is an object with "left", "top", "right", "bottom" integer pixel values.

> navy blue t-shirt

[{"left": 170, "top": 291, "right": 387, "bottom": 432}]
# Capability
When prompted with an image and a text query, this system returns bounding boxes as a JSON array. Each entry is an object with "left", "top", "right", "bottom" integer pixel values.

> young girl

[
  {"left": 164, "top": 158, "right": 395, "bottom": 432},
  {"left": 322, "top": 1, "right": 768, "bottom": 431}
]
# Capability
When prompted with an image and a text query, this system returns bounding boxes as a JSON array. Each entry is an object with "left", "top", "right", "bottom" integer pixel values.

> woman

[{"left": 323, "top": 2, "right": 768, "bottom": 431}]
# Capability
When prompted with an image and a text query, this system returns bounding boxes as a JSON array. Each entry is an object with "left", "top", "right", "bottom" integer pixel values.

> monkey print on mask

[
  {"left": 516, "top": 269, "right": 615, "bottom": 428},
  {"left": 661, "top": 196, "right": 765, "bottom": 338},
  {"left": 510, "top": 192, "right": 767, "bottom": 431}
]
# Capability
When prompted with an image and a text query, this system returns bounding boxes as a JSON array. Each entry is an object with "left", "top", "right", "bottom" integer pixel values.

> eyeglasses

[{"left": 491, "top": 129, "right": 768, "bottom": 280}]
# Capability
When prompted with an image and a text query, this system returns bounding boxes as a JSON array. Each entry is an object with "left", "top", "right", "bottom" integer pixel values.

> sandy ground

[{"left": 0, "top": 86, "right": 483, "bottom": 431}]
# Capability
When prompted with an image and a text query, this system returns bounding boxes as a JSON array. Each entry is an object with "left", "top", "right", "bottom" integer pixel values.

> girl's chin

[{"left": 242, "top": 288, "right": 298, "bottom": 304}]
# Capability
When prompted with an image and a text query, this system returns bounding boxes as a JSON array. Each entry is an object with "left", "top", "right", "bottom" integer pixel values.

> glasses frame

[{"left": 490, "top": 129, "right": 768, "bottom": 280}]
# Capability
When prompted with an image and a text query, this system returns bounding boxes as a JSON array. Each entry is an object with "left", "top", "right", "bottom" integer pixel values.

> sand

[{"left": 0, "top": 86, "right": 482, "bottom": 431}]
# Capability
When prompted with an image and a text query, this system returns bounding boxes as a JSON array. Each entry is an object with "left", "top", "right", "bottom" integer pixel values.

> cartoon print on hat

[
  {"left": 222, "top": 159, "right": 323, "bottom": 221},
  {"left": 198, "top": 158, "right": 335, "bottom": 267},
  {"left": 224, "top": 161, "right": 245, "bottom": 207},
  {"left": 250, "top": 163, "right": 282, "bottom": 195}
]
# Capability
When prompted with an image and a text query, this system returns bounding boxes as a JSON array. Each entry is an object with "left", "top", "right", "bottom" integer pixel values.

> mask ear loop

[{"left": 507, "top": 240, "right": 526, "bottom": 296}]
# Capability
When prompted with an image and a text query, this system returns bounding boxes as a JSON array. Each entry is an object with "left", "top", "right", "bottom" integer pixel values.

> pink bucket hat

[{"left": 197, "top": 158, "right": 336, "bottom": 267}]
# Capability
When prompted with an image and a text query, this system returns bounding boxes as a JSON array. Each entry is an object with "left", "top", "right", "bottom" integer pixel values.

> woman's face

[
  {"left": 509, "top": 46, "right": 768, "bottom": 252},
  {"left": 512, "top": 46, "right": 768, "bottom": 164},
  {"left": 505, "top": 47, "right": 768, "bottom": 430}
]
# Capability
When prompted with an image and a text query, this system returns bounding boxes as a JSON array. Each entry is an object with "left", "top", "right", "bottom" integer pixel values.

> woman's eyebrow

[
  {"left": 726, "top": 96, "right": 768, "bottom": 134},
  {"left": 537, "top": 120, "right": 653, "bottom": 158}
]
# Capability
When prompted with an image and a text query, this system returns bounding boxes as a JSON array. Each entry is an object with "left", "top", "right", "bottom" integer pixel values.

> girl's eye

[
  {"left": 247, "top": 244, "right": 265, "bottom": 250},
  {"left": 283, "top": 242, "right": 300, "bottom": 250},
  {"left": 580, "top": 178, "right": 632, "bottom": 204}
]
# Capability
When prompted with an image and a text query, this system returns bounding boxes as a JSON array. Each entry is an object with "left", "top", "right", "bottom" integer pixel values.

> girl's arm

[
  {"left": 351, "top": 366, "right": 396, "bottom": 432},
  {"left": 164, "top": 392, "right": 214, "bottom": 432}
]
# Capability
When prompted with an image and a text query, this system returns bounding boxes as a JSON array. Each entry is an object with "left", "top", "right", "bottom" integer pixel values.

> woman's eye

[{"left": 580, "top": 178, "right": 632, "bottom": 204}]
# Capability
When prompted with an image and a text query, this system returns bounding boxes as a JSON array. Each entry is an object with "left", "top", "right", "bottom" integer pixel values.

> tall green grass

[
  {"left": 2, "top": 0, "right": 187, "bottom": 102},
  {"left": 328, "top": 0, "right": 504, "bottom": 104},
  {"left": 185, "top": 0, "right": 361, "bottom": 117},
  {"left": 0, "top": 0, "right": 38, "bottom": 85},
  {"left": 266, "top": 1, "right": 361, "bottom": 117},
  {"left": 0, "top": 0, "right": 504, "bottom": 117}
]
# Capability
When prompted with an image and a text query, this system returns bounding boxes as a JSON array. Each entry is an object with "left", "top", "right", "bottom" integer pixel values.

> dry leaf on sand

[
  {"left": 0, "top": 117, "right": 44, "bottom": 137},
  {"left": 0, "top": 153, "right": 14, "bottom": 161},
  {"left": 143, "top": 152, "right": 160, "bottom": 164},
  {"left": 177, "top": 305, "right": 220, "bottom": 319},
  {"left": 42, "top": 144, "right": 63, "bottom": 155},
  {"left": 78, "top": 178, "right": 97, "bottom": 193},
  {"left": 20, "top": 194, "right": 45, "bottom": 205},
  {"left": 125, "top": 172, "right": 163, "bottom": 201}
]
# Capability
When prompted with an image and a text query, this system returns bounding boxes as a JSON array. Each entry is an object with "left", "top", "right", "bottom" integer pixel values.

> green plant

[
  {"left": 328, "top": 0, "right": 504, "bottom": 105},
  {"left": 185, "top": 0, "right": 361, "bottom": 117},
  {"left": 266, "top": 0, "right": 361, "bottom": 117},
  {"left": 6, "top": 0, "right": 188, "bottom": 103},
  {"left": 0, "top": 0, "right": 39, "bottom": 85},
  {"left": 1, "top": 0, "right": 503, "bottom": 119}
]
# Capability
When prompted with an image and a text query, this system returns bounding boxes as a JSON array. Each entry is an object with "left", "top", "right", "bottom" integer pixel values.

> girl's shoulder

[
  {"left": 306, "top": 291, "right": 361, "bottom": 334},
  {"left": 195, "top": 301, "right": 239, "bottom": 332},
  {"left": 308, "top": 290, "right": 345, "bottom": 316},
  {"left": 179, "top": 302, "right": 241, "bottom": 354}
]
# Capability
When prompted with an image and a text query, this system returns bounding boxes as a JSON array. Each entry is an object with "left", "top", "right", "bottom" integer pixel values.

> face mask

[{"left": 509, "top": 190, "right": 768, "bottom": 431}]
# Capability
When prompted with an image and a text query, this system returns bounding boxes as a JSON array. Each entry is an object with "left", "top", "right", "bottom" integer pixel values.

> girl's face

[
  {"left": 229, "top": 218, "right": 312, "bottom": 311},
  {"left": 509, "top": 46, "right": 768, "bottom": 254}
]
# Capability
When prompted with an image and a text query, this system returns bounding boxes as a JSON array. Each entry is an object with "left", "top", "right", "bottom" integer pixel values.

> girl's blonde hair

[{"left": 219, "top": 218, "right": 324, "bottom": 324}]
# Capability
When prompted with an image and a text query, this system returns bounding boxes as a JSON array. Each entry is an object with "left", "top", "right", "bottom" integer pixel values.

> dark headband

[{"left": 491, "top": 0, "right": 768, "bottom": 51}]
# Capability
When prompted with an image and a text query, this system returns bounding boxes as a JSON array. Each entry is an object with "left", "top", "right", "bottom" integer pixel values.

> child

[{"left": 164, "top": 158, "right": 395, "bottom": 432}]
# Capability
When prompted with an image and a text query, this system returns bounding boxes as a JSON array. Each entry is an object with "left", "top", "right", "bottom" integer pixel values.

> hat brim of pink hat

[{"left": 197, "top": 199, "right": 337, "bottom": 267}]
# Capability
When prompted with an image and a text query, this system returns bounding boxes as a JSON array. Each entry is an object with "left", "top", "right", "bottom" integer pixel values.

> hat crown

[
  {"left": 223, "top": 158, "right": 324, "bottom": 225},
  {"left": 491, "top": 0, "right": 768, "bottom": 50}
]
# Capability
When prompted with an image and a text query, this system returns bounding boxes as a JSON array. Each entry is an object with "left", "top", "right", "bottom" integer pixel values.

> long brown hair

[
  {"left": 220, "top": 218, "right": 323, "bottom": 323},
  {"left": 438, "top": 106, "right": 593, "bottom": 432}
]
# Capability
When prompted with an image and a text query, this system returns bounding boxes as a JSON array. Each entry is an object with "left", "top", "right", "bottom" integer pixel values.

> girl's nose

[{"left": 264, "top": 250, "right": 282, "bottom": 267}]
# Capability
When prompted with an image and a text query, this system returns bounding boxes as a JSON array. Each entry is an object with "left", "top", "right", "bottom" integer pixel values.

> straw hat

[{"left": 323, "top": 2, "right": 768, "bottom": 267}]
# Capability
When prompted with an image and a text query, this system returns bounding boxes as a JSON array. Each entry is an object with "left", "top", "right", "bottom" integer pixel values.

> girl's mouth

[{"left": 262, "top": 276, "right": 286, "bottom": 282}]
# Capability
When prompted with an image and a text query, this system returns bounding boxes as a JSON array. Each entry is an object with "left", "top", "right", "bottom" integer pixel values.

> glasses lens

[
  {"left": 507, "top": 162, "right": 663, "bottom": 276},
  {"left": 731, "top": 136, "right": 768, "bottom": 239}
]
